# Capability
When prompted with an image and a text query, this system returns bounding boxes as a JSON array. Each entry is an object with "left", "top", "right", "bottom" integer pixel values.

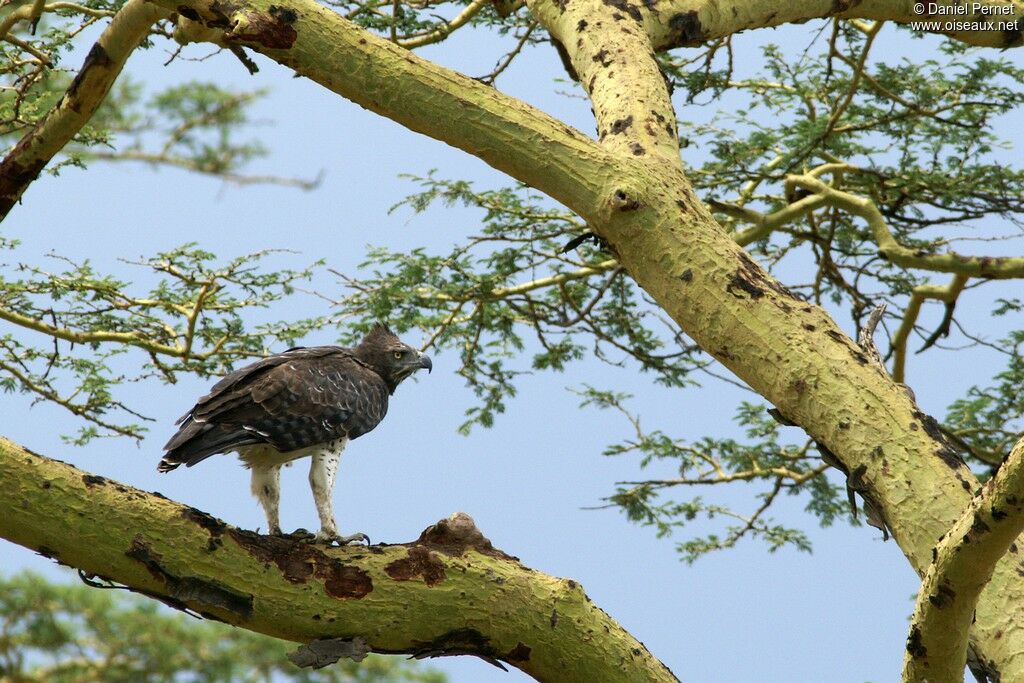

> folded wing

[{"left": 159, "top": 346, "right": 389, "bottom": 471}]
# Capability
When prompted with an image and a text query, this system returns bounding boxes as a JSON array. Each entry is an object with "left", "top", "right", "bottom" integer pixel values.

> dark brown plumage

[{"left": 159, "top": 324, "right": 431, "bottom": 543}]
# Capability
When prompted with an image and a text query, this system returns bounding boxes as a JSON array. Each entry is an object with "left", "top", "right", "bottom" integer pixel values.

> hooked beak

[{"left": 418, "top": 352, "right": 433, "bottom": 374}]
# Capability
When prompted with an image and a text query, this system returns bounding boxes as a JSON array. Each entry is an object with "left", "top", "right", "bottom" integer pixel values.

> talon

[
  {"left": 342, "top": 532, "right": 371, "bottom": 546},
  {"left": 315, "top": 531, "right": 371, "bottom": 546}
]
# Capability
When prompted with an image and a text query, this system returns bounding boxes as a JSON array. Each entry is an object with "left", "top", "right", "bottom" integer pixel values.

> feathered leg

[
  {"left": 309, "top": 439, "right": 367, "bottom": 544},
  {"left": 250, "top": 465, "right": 282, "bottom": 534}
]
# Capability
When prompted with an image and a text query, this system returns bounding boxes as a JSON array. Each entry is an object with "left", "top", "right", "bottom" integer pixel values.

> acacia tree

[{"left": 1, "top": 0, "right": 1023, "bottom": 680}]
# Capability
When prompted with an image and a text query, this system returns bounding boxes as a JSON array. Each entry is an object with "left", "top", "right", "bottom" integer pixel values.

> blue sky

[{"left": 2, "top": 12, "right": 1019, "bottom": 682}]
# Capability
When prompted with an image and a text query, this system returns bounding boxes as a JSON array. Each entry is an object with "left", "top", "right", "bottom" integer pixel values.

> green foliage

[
  {"left": 0, "top": 570, "right": 444, "bottom": 682},
  {"left": 69, "top": 80, "right": 274, "bottom": 179},
  {"left": 0, "top": 3, "right": 295, "bottom": 185},
  {"left": 1, "top": 0, "right": 541, "bottom": 174},
  {"left": 313, "top": 60, "right": 1023, "bottom": 559},
  {"left": 665, "top": 23, "right": 1024, "bottom": 312},
  {"left": 0, "top": 240, "right": 326, "bottom": 443},
  {"left": 333, "top": 173, "right": 702, "bottom": 433},
  {"left": 324, "top": 0, "right": 541, "bottom": 56},
  {"left": 944, "top": 323, "right": 1024, "bottom": 469},
  {"left": 579, "top": 387, "right": 832, "bottom": 562}
]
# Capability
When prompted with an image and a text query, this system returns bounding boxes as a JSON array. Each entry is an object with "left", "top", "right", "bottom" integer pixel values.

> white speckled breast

[{"left": 235, "top": 437, "right": 349, "bottom": 468}]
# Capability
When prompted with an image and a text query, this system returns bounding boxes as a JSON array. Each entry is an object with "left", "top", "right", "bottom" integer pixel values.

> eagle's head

[{"left": 356, "top": 323, "right": 432, "bottom": 393}]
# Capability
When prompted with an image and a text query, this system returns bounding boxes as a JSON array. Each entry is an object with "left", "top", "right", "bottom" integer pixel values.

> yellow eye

[{"left": 393, "top": 351, "right": 403, "bottom": 359}]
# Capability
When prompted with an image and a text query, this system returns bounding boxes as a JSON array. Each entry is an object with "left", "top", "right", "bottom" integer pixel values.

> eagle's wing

[{"left": 160, "top": 346, "right": 389, "bottom": 471}]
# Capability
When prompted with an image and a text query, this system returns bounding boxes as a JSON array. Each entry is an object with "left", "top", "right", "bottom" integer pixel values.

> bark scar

[
  {"left": 226, "top": 6, "right": 298, "bottom": 49},
  {"left": 125, "top": 535, "right": 253, "bottom": 618},
  {"left": 228, "top": 529, "right": 373, "bottom": 599}
]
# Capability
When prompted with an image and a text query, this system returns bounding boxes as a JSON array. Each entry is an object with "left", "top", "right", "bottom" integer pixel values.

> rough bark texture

[
  {"left": 641, "top": 0, "right": 1024, "bottom": 50},
  {"left": 158, "top": 0, "right": 616, "bottom": 211},
  {"left": 529, "top": 0, "right": 680, "bottom": 162},
  {"left": 0, "top": 437, "right": 678, "bottom": 683},
  {"left": 903, "top": 437, "right": 1024, "bottom": 682}
]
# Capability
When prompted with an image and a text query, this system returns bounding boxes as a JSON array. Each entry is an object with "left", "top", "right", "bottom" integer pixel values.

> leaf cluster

[
  {"left": 331, "top": 22, "right": 1024, "bottom": 560},
  {"left": 0, "top": 240, "right": 325, "bottom": 443},
  {"left": 332, "top": 173, "right": 704, "bottom": 433},
  {"left": 580, "top": 387, "right": 838, "bottom": 562}
]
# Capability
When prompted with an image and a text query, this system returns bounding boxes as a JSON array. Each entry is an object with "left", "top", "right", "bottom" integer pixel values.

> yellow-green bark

[
  {"left": 529, "top": 0, "right": 680, "bottom": 163},
  {"left": 0, "top": 0, "right": 166, "bottom": 218},
  {"left": 156, "top": 0, "right": 616, "bottom": 212},
  {"left": 903, "top": 437, "right": 1024, "bottom": 682},
  {"left": 789, "top": 174, "right": 1024, "bottom": 279},
  {"left": 625, "top": 0, "right": 1023, "bottom": 50},
  {"left": 0, "top": 437, "right": 677, "bottom": 683}
]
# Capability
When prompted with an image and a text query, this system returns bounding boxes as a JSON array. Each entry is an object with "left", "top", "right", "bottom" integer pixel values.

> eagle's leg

[
  {"left": 250, "top": 464, "right": 282, "bottom": 535},
  {"left": 310, "top": 439, "right": 368, "bottom": 545}
]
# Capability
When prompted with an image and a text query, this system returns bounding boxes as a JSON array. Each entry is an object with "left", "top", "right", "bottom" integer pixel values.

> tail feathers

[
  {"left": 156, "top": 451, "right": 220, "bottom": 472},
  {"left": 158, "top": 451, "right": 220, "bottom": 472},
  {"left": 159, "top": 423, "right": 260, "bottom": 473}
]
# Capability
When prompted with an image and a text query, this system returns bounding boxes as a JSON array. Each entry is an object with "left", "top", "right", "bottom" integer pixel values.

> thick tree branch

[
  {"left": 157, "top": 0, "right": 618, "bottom": 214},
  {"left": 528, "top": 0, "right": 681, "bottom": 164},
  {"left": 0, "top": 436, "right": 678, "bottom": 683},
  {"left": 3, "top": 0, "right": 1020, "bottom": 675},
  {"left": 903, "top": 436, "right": 1024, "bottom": 683},
  {"left": 636, "top": 0, "right": 1023, "bottom": 50},
  {"left": 0, "top": 0, "right": 167, "bottom": 220}
]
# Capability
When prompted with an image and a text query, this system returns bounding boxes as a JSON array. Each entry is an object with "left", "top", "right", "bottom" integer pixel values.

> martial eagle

[{"left": 159, "top": 324, "right": 432, "bottom": 544}]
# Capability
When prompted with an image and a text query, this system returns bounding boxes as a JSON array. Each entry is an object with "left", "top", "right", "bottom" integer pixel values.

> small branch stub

[{"left": 288, "top": 637, "right": 369, "bottom": 668}]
